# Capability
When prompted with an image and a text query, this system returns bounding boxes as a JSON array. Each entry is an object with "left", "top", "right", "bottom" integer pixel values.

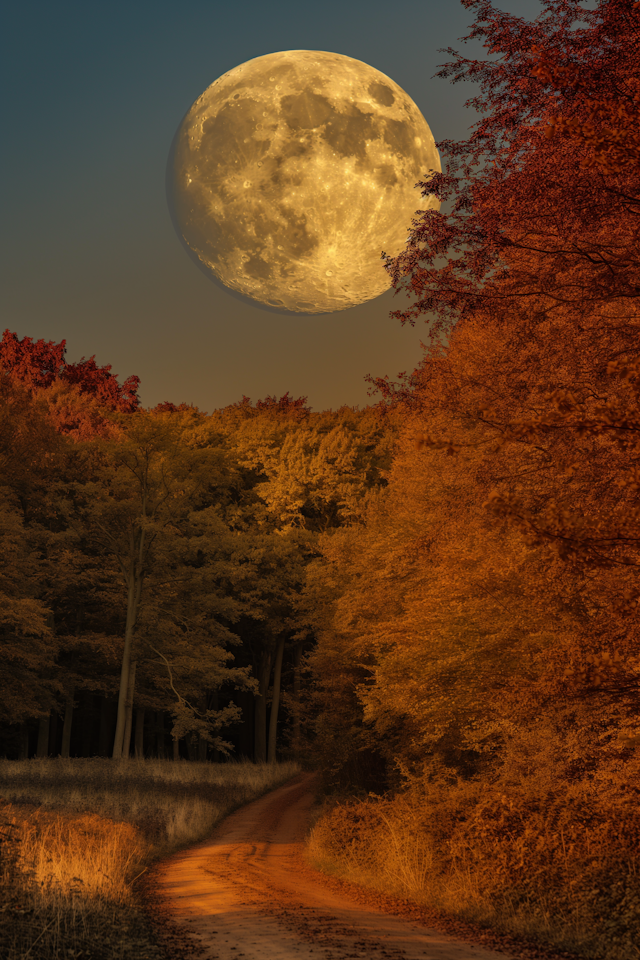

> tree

[
  {"left": 374, "top": 2, "right": 639, "bottom": 604},
  {"left": 363, "top": 0, "right": 640, "bottom": 772},
  {"left": 0, "top": 375, "right": 64, "bottom": 733},
  {"left": 232, "top": 405, "right": 395, "bottom": 532},
  {"left": 0, "top": 329, "right": 140, "bottom": 412},
  {"left": 0, "top": 360, "right": 136, "bottom": 756},
  {"left": 0, "top": 486, "right": 59, "bottom": 725},
  {"left": 53, "top": 409, "right": 239, "bottom": 758},
  {"left": 302, "top": 0, "right": 640, "bottom": 790},
  {"left": 211, "top": 399, "right": 397, "bottom": 762},
  {"left": 132, "top": 486, "right": 258, "bottom": 756},
  {"left": 304, "top": 404, "right": 589, "bottom": 783},
  {"left": 382, "top": 0, "right": 640, "bottom": 339}
]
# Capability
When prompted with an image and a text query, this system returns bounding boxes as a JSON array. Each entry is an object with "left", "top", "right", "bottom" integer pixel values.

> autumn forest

[{"left": 2, "top": 1, "right": 640, "bottom": 958}]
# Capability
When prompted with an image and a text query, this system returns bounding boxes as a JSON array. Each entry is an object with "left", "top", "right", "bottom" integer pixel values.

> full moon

[{"left": 168, "top": 50, "right": 440, "bottom": 314}]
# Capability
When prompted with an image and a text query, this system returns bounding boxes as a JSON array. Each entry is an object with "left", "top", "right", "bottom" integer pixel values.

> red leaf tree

[
  {"left": 0, "top": 330, "right": 140, "bottom": 414},
  {"left": 383, "top": 0, "right": 640, "bottom": 342},
  {"left": 376, "top": 0, "right": 640, "bottom": 568}
]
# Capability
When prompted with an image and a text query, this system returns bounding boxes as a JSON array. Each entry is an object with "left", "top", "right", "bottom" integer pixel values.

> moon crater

[{"left": 168, "top": 50, "right": 441, "bottom": 314}]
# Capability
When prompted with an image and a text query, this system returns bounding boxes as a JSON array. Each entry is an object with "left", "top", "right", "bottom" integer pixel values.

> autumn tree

[
  {"left": 1, "top": 338, "right": 273, "bottom": 760},
  {"left": 206, "top": 397, "right": 397, "bottom": 762},
  {"left": 0, "top": 332, "right": 145, "bottom": 755},
  {"left": 0, "top": 375, "right": 67, "bottom": 757},
  {"left": 49, "top": 406, "right": 240, "bottom": 758},
  {"left": 304, "top": 403, "right": 588, "bottom": 784},
  {"left": 0, "top": 329, "right": 140, "bottom": 413},
  {"left": 379, "top": 0, "right": 640, "bottom": 558},
  {"left": 0, "top": 485, "right": 59, "bottom": 727},
  {"left": 306, "top": 0, "right": 640, "bottom": 788},
  {"left": 385, "top": 7, "right": 632, "bottom": 600},
  {"left": 1, "top": 336, "right": 401, "bottom": 763}
]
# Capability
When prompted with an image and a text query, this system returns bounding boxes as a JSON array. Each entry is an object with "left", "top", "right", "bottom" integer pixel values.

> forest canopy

[
  {"left": 0, "top": 329, "right": 395, "bottom": 762},
  {"left": 306, "top": 0, "right": 640, "bottom": 779}
]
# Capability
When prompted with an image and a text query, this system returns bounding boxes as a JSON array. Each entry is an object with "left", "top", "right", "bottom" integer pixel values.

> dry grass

[
  {"left": 0, "top": 757, "right": 300, "bottom": 852},
  {"left": 307, "top": 762, "right": 640, "bottom": 960},
  {"left": 0, "top": 757, "right": 300, "bottom": 959}
]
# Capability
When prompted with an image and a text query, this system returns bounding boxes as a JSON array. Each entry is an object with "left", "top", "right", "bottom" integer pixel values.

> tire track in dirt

[{"left": 153, "top": 773, "right": 556, "bottom": 960}]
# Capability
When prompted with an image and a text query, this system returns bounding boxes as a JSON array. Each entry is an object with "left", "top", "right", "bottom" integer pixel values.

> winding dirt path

[{"left": 155, "top": 773, "right": 516, "bottom": 960}]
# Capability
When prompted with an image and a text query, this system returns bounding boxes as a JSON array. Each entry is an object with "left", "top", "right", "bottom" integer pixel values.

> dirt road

[{"left": 155, "top": 773, "right": 518, "bottom": 960}]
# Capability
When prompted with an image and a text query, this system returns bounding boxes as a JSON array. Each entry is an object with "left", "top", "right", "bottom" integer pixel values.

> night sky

[{"left": 2, "top": 0, "right": 546, "bottom": 412}]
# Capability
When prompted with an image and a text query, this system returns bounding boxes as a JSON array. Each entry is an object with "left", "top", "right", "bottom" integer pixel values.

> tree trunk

[
  {"left": 81, "top": 691, "right": 93, "bottom": 757},
  {"left": 49, "top": 710, "right": 58, "bottom": 756},
  {"left": 172, "top": 737, "right": 180, "bottom": 761},
  {"left": 61, "top": 690, "right": 74, "bottom": 758},
  {"left": 254, "top": 651, "right": 272, "bottom": 764},
  {"left": 208, "top": 692, "right": 220, "bottom": 762},
  {"left": 121, "top": 661, "right": 137, "bottom": 759},
  {"left": 291, "top": 642, "right": 302, "bottom": 755},
  {"left": 98, "top": 696, "right": 111, "bottom": 756},
  {"left": 267, "top": 636, "right": 285, "bottom": 764},
  {"left": 18, "top": 722, "right": 29, "bottom": 760},
  {"left": 134, "top": 707, "right": 145, "bottom": 758},
  {"left": 156, "top": 711, "right": 165, "bottom": 758},
  {"left": 197, "top": 695, "right": 208, "bottom": 761},
  {"left": 112, "top": 568, "right": 143, "bottom": 759},
  {"left": 37, "top": 714, "right": 50, "bottom": 758}
]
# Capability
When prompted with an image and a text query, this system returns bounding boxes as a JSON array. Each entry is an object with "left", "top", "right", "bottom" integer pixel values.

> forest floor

[{"left": 152, "top": 772, "right": 583, "bottom": 960}]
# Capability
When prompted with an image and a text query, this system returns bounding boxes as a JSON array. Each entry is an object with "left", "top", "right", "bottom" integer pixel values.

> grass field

[{"left": 0, "top": 757, "right": 300, "bottom": 960}]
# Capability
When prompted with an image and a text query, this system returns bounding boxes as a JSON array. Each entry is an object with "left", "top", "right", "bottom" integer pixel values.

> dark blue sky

[{"left": 2, "top": 0, "right": 545, "bottom": 411}]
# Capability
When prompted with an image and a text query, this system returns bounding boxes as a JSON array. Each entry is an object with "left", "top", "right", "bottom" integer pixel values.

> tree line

[{"left": 0, "top": 333, "right": 396, "bottom": 762}]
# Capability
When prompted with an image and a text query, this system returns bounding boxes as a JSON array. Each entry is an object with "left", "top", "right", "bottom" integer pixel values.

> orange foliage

[
  {"left": 308, "top": 0, "right": 640, "bottom": 826},
  {"left": 369, "top": 0, "right": 640, "bottom": 697}
]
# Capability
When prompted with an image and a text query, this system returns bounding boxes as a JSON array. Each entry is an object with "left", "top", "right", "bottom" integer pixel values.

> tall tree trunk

[
  {"left": 267, "top": 636, "right": 285, "bottom": 764},
  {"left": 198, "top": 695, "right": 208, "bottom": 761},
  {"left": 112, "top": 567, "right": 143, "bottom": 759},
  {"left": 18, "top": 722, "right": 29, "bottom": 760},
  {"left": 134, "top": 707, "right": 145, "bottom": 758},
  {"left": 61, "top": 690, "right": 74, "bottom": 758},
  {"left": 49, "top": 710, "right": 58, "bottom": 756},
  {"left": 121, "top": 661, "right": 137, "bottom": 759},
  {"left": 156, "top": 711, "right": 165, "bottom": 758},
  {"left": 291, "top": 642, "right": 302, "bottom": 755},
  {"left": 172, "top": 737, "right": 180, "bottom": 761},
  {"left": 98, "top": 696, "right": 111, "bottom": 756},
  {"left": 81, "top": 691, "right": 93, "bottom": 757},
  {"left": 254, "top": 650, "right": 272, "bottom": 764},
  {"left": 37, "top": 714, "right": 50, "bottom": 758}
]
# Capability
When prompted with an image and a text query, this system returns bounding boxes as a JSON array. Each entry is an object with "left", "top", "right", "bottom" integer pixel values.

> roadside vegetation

[
  {"left": 0, "top": 757, "right": 299, "bottom": 960},
  {"left": 307, "top": 754, "right": 640, "bottom": 960}
]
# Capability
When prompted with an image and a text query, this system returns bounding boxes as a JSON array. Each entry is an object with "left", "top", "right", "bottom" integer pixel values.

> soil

[{"left": 151, "top": 772, "right": 582, "bottom": 960}]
